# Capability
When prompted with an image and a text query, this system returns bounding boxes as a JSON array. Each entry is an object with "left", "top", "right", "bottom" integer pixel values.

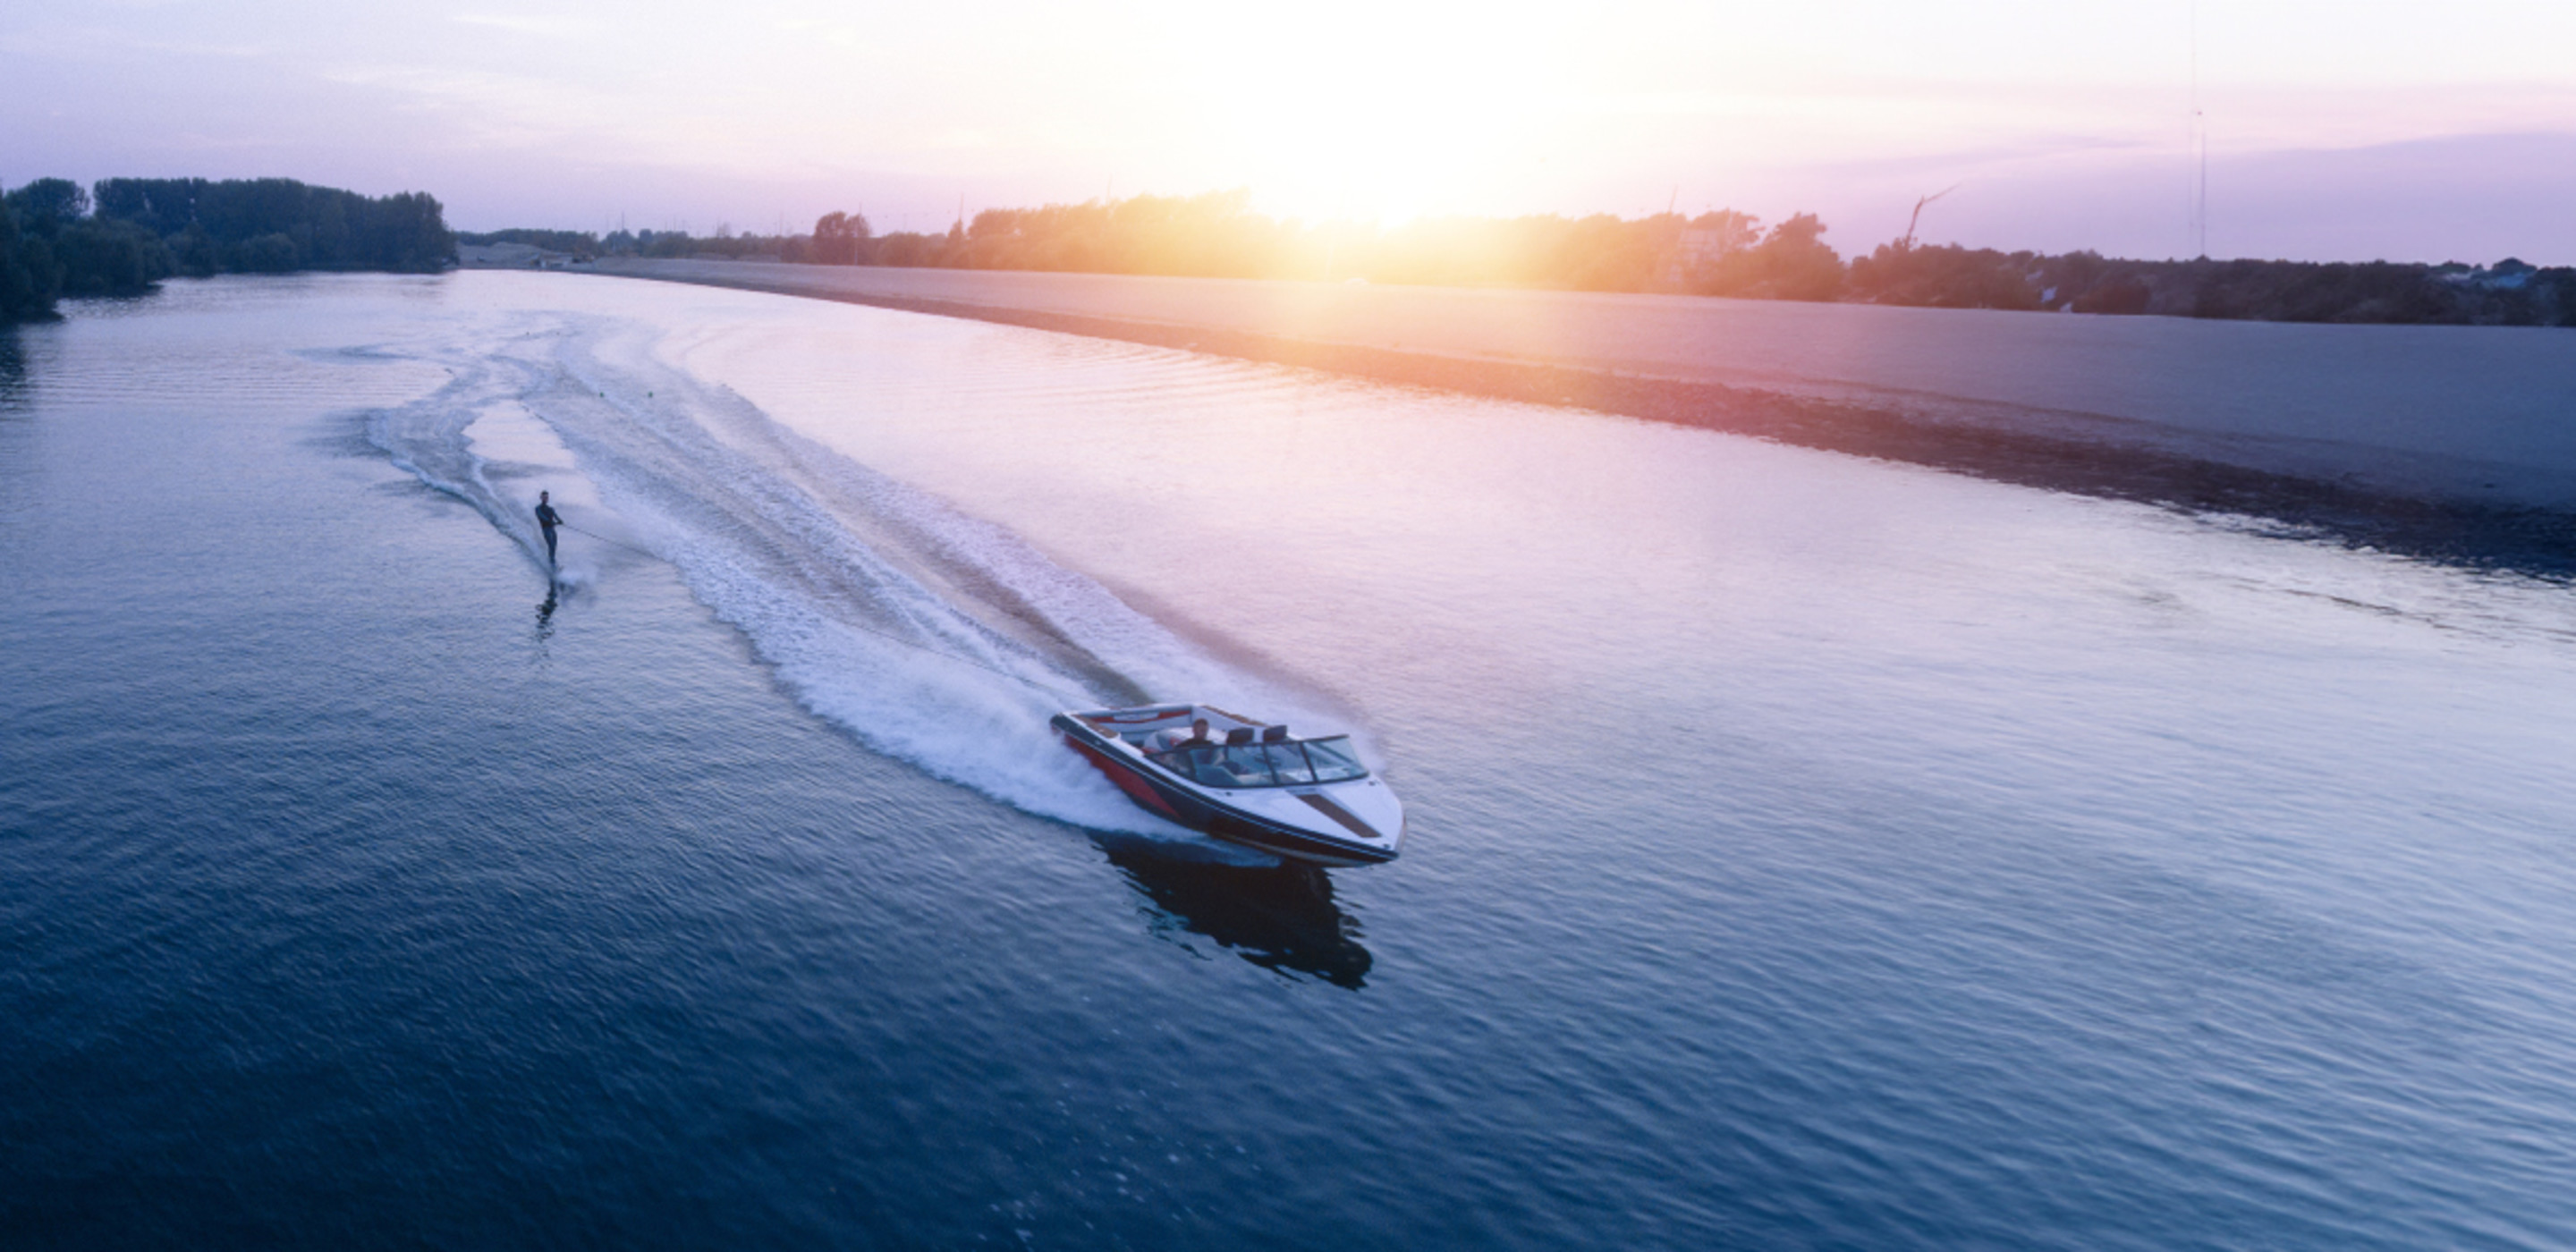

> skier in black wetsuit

[{"left": 534, "top": 491, "right": 564, "bottom": 566}]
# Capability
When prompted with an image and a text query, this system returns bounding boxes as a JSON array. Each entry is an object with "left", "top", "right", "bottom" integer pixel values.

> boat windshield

[
  {"left": 1298, "top": 737, "right": 1369, "bottom": 782},
  {"left": 1148, "top": 735, "right": 1369, "bottom": 788}
]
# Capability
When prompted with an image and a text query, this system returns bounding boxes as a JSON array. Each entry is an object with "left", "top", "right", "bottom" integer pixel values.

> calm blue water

[{"left": 4, "top": 272, "right": 2574, "bottom": 1249}]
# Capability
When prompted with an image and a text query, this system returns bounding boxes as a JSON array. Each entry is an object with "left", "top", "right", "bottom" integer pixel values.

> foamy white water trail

[{"left": 362, "top": 309, "right": 1318, "bottom": 842}]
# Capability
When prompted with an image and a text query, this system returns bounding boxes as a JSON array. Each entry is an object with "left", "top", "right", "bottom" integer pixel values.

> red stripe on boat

[{"left": 1072, "top": 740, "right": 1180, "bottom": 818}]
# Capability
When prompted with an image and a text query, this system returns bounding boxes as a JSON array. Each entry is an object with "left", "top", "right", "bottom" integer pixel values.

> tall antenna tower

[{"left": 2189, "top": 0, "right": 2209, "bottom": 258}]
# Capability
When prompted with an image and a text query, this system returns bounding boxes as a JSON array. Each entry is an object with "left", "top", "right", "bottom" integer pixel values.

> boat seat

[
  {"left": 1261, "top": 724, "right": 1289, "bottom": 743},
  {"left": 1225, "top": 728, "right": 1256, "bottom": 746}
]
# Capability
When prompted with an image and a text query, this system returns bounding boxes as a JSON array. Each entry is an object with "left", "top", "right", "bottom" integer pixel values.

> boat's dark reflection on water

[{"left": 1092, "top": 834, "right": 1373, "bottom": 989}]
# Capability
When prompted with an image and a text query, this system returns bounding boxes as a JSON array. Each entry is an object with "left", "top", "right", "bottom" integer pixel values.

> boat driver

[{"left": 1148, "top": 719, "right": 1214, "bottom": 754}]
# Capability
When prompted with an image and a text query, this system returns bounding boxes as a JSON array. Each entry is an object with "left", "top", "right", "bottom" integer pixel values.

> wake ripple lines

[
  {"left": 369, "top": 313, "right": 1298, "bottom": 841},
  {"left": 364, "top": 343, "right": 560, "bottom": 573}
]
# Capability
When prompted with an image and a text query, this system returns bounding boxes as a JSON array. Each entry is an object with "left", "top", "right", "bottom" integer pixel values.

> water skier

[{"left": 535, "top": 491, "right": 564, "bottom": 566}]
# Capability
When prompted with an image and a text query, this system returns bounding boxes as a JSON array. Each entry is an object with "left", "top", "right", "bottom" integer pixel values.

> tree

[
  {"left": 93, "top": 178, "right": 208, "bottom": 236},
  {"left": 874, "top": 232, "right": 935, "bottom": 266},
  {"left": 1847, "top": 241, "right": 2039, "bottom": 310},
  {"left": 52, "top": 218, "right": 174, "bottom": 296},
  {"left": 359, "top": 190, "right": 454, "bottom": 271},
  {"left": 1698, "top": 213, "right": 1843, "bottom": 300},
  {"left": 0, "top": 199, "right": 61, "bottom": 321},
  {"left": 1754, "top": 214, "right": 1844, "bottom": 301},
  {"left": 1689, "top": 209, "right": 1761, "bottom": 254},
  {"left": 169, "top": 224, "right": 221, "bottom": 277},
  {"left": 812, "top": 210, "right": 869, "bottom": 265},
  {"left": 230, "top": 233, "right": 300, "bottom": 274},
  {"left": 4, "top": 178, "right": 89, "bottom": 238}
]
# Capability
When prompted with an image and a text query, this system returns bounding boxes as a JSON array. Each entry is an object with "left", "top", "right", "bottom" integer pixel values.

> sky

[{"left": 5, "top": 0, "right": 2573, "bottom": 264}]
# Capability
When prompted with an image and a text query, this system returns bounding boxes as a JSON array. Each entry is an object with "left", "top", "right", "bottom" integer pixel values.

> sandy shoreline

[{"left": 577, "top": 258, "right": 2576, "bottom": 576}]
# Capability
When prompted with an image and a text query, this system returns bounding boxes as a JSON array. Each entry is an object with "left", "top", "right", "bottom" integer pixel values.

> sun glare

[{"left": 1182, "top": 9, "right": 1572, "bottom": 223}]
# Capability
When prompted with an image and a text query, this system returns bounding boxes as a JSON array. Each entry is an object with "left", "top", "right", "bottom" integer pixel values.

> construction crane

[{"left": 1901, "top": 184, "right": 1962, "bottom": 250}]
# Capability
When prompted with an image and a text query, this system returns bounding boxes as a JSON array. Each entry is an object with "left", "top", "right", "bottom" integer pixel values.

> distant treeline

[
  {"left": 2, "top": 176, "right": 453, "bottom": 323},
  {"left": 1847, "top": 241, "right": 2576, "bottom": 327},
  {"left": 548, "top": 192, "right": 1844, "bottom": 300},
  {"left": 456, "top": 227, "right": 603, "bottom": 256},
  {"left": 522, "top": 189, "right": 2574, "bottom": 328}
]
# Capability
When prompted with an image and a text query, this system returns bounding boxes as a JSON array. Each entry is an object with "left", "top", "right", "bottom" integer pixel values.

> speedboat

[{"left": 1052, "top": 704, "right": 1403, "bottom": 867}]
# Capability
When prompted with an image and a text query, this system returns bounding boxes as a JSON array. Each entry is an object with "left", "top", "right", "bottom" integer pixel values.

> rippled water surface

[{"left": 4, "top": 272, "right": 2574, "bottom": 1249}]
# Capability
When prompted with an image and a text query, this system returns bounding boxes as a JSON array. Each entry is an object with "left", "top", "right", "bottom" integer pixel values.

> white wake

[{"left": 365, "top": 310, "right": 1326, "bottom": 843}]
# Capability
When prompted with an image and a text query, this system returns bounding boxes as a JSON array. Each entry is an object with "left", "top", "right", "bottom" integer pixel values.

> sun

[{"left": 1174, "top": 12, "right": 1574, "bottom": 224}]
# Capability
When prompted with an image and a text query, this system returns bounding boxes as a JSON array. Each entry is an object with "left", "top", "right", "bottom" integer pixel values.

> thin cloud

[{"left": 451, "top": 13, "right": 597, "bottom": 39}]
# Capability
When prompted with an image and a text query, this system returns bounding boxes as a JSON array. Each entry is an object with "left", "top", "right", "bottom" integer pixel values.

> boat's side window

[
  {"left": 1149, "top": 745, "right": 1249, "bottom": 787},
  {"left": 1154, "top": 740, "right": 1360, "bottom": 787},
  {"left": 1301, "top": 737, "right": 1369, "bottom": 782},
  {"left": 1261, "top": 741, "right": 1316, "bottom": 785}
]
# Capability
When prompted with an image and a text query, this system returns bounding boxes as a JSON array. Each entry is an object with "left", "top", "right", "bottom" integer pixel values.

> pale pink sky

[{"left": 5, "top": 0, "right": 2573, "bottom": 263}]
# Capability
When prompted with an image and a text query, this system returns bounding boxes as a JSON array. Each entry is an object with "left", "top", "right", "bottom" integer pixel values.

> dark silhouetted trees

[
  {"left": 0, "top": 200, "right": 53, "bottom": 322},
  {"left": 51, "top": 219, "right": 174, "bottom": 295},
  {"left": 547, "top": 189, "right": 2557, "bottom": 325},
  {"left": 781, "top": 190, "right": 1844, "bottom": 297},
  {"left": 789, "top": 191, "right": 1873, "bottom": 302},
  {"left": 27, "top": 170, "right": 2556, "bottom": 330},
  {"left": 3, "top": 176, "right": 456, "bottom": 322},
  {"left": 1691, "top": 214, "right": 1845, "bottom": 301},
  {"left": 7, "top": 180, "right": 91, "bottom": 233},
  {"left": 4, "top": 178, "right": 174, "bottom": 312},
  {"left": 1843, "top": 246, "right": 2576, "bottom": 326},
  {"left": 1848, "top": 242, "right": 2040, "bottom": 310},
  {"left": 811, "top": 211, "right": 869, "bottom": 265},
  {"left": 89, "top": 177, "right": 452, "bottom": 273}
]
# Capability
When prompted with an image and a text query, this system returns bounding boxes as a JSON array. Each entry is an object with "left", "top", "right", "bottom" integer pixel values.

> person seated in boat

[{"left": 1148, "top": 720, "right": 1226, "bottom": 782}]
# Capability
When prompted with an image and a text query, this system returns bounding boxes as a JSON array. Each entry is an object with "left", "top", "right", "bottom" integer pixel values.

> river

[{"left": 3, "top": 271, "right": 2572, "bottom": 1248}]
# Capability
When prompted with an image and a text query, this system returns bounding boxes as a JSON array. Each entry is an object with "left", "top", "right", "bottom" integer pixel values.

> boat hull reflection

[{"left": 1093, "top": 834, "right": 1373, "bottom": 989}]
